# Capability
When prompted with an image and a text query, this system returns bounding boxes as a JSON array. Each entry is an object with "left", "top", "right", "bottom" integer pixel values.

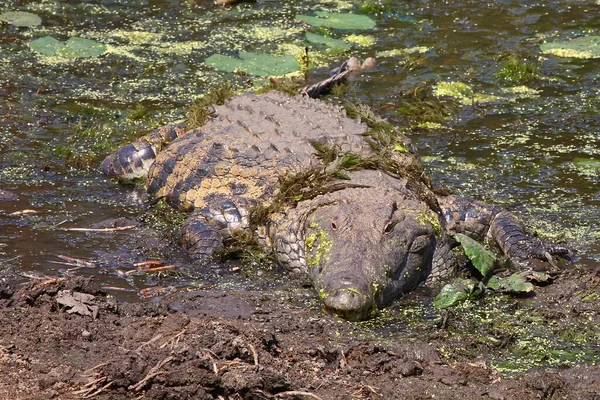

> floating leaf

[
  {"left": 0, "top": 11, "right": 41, "bottom": 27},
  {"left": 296, "top": 11, "right": 375, "bottom": 30},
  {"left": 540, "top": 36, "right": 600, "bottom": 59},
  {"left": 433, "top": 278, "right": 482, "bottom": 309},
  {"left": 455, "top": 233, "right": 496, "bottom": 278},
  {"left": 573, "top": 158, "right": 600, "bottom": 170},
  {"left": 205, "top": 51, "right": 299, "bottom": 77},
  {"left": 29, "top": 36, "right": 107, "bottom": 58},
  {"left": 305, "top": 32, "right": 350, "bottom": 51},
  {"left": 57, "top": 37, "right": 107, "bottom": 58},
  {"left": 29, "top": 36, "right": 64, "bottom": 56}
]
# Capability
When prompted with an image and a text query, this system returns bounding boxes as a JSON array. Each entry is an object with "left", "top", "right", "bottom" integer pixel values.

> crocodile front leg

[
  {"left": 180, "top": 200, "right": 248, "bottom": 258},
  {"left": 438, "top": 195, "right": 569, "bottom": 267}
]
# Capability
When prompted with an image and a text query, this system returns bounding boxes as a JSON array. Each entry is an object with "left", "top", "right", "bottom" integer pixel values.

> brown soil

[{"left": 0, "top": 272, "right": 598, "bottom": 400}]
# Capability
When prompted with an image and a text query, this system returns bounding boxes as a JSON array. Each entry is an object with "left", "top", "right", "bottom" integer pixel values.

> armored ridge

[{"left": 101, "top": 90, "right": 567, "bottom": 320}]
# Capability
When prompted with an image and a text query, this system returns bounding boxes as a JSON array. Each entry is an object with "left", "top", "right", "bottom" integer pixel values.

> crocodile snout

[{"left": 321, "top": 272, "right": 375, "bottom": 321}]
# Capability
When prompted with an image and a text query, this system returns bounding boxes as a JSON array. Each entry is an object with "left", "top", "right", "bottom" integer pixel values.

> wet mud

[{"left": 0, "top": 271, "right": 598, "bottom": 399}]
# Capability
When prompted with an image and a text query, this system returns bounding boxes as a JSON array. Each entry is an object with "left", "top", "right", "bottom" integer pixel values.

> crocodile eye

[
  {"left": 383, "top": 222, "right": 396, "bottom": 235},
  {"left": 331, "top": 221, "right": 338, "bottom": 231}
]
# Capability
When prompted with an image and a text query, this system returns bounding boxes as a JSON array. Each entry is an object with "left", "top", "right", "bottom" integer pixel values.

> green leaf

[
  {"left": 487, "top": 272, "right": 535, "bottom": 293},
  {"left": 573, "top": 157, "right": 600, "bottom": 170},
  {"left": 28, "top": 36, "right": 107, "bottom": 58},
  {"left": 58, "top": 37, "right": 107, "bottom": 58},
  {"left": 296, "top": 11, "right": 376, "bottom": 30},
  {"left": 540, "top": 36, "right": 600, "bottom": 59},
  {"left": 433, "top": 278, "right": 481, "bottom": 309},
  {"left": 29, "top": 36, "right": 64, "bottom": 56},
  {"left": 0, "top": 11, "right": 41, "bottom": 27},
  {"left": 205, "top": 52, "right": 300, "bottom": 77},
  {"left": 305, "top": 32, "right": 350, "bottom": 51},
  {"left": 454, "top": 233, "right": 496, "bottom": 278}
]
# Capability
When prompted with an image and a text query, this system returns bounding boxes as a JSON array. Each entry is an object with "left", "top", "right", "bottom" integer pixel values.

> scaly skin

[{"left": 100, "top": 90, "right": 567, "bottom": 320}]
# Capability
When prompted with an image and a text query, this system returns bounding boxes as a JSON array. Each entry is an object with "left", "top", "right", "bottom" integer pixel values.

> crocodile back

[{"left": 147, "top": 91, "right": 371, "bottom": 211}]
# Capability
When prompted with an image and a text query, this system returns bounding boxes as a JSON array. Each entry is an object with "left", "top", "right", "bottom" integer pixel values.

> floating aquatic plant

[
  {"left": 305, "top": 32, "right": 350, "bottom": 51},
  {"left": 0, "top": 11, "right": 41, "bottom": 27},
  {"left": 204, "top": 51, "right": 300, "bottom": 77},
  {"left": 540, "top": 36, "right": 600, "bottom": 59},
  {"left": 29, "top": 36, "right": 107, "bottom": 58},
  {"left": 296, "top": 11, "right": 376, "bottom": 30}
]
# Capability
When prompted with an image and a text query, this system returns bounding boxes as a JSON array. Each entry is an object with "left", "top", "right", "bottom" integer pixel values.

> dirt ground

[{"left": 0, "top": 266, "right": 598, "bottom": 400}]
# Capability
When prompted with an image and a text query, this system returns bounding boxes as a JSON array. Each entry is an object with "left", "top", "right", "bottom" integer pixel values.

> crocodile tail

[{"left": 99, "top": 124, "right": 186, "bottom": 179}]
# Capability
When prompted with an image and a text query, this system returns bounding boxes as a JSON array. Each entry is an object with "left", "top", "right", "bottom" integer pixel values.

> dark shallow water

[{"left": 0, "top": 0, "right": 598, "bottom": 296}]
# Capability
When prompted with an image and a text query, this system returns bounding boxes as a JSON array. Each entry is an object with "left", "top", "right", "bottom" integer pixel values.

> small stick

[
  {"left": 275, "top": 391, "right": 323, "bottom": 400},
  {"left": 248, "top": 343, "right": 259, "bottom": 368},
  {"left": 62, "top": 225, "right": 137, "bottom": 232},
  {"left": 133, "top": 260, "right": 163, "bottom": 267},
  {"left": 83, "top": 379, "right": 114, "bottom": 398},
  {"left": 136, "top": 265, "right": 182, "bottom": 274},
  {"left": 160, "top": 330, "right": 186, "bottom": 349},
  {"left": 129, "top": 356, "right": 173, "bottom": 391},
  {"left": 56, "top": 254, "right": 95, "bottom": 268},
  {"left": 9, "top": 209, "right": 38, "bottom": 216},
  {"left": 82, "top": 362, "right": 109, "bottom": 375},
  {"left": 101, "top": 286, "right": 135, "bottom": 292},
  {"left": 135, "top": 333, "right": 163, "bottom": 352},
  {"left": 72, "top": 376, "right": 106, "bottom": 393}
]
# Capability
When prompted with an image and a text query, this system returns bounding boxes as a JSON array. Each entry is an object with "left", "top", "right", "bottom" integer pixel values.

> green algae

[
  {"left": 433, "top": 81, "right": 501, "bottom": 105},
  {"left": 305, "top": 222, "right": 333, "bottom": 268}
]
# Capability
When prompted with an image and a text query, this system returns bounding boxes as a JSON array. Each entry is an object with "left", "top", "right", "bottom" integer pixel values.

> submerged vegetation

[{"left": 495, "top": 56, "right": 539, "bottom": 83}]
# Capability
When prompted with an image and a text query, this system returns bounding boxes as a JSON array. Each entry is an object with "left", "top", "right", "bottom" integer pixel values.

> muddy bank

[{"left": 0, "top": 273, "right": 598, "bottom": 399}]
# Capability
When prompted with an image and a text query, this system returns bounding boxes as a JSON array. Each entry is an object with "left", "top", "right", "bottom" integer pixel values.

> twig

[
  {"left": 248, "top": 343, "right": 259, "bottom": 368},
  {"left": 129, "top": 356, "right": 173, "bottom": 391},
  {"left": 133, "top": 260, "right": 163, "bottom": 267},
  {"left": 135, "top": 333, "right": 163, "bottom": 353},
  {"left": 62, "top": 225, "right": 137, "bottom": 232},
  {"left": 56, "top": 254, "right": 95, "bottom": 268},
  {"left": 83, "top": 379, "right": 114, "bottom": 398},
  {"left": 160, "top": 330, "right": 186, "bottom": 349},
  {"left": 126, "top": 264, "right": 181, "bottom": 275},
  {"left": 82, "top": 362, "right": 109, "bottom": 375},
  {"left": 72, "top": 376, "right": 106, "bottom": 394},
  {"left": 275, "top": 391, "right": 323, "bottom": 400}
]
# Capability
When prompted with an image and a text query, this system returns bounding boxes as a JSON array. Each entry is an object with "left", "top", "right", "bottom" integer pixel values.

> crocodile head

[{"left": 299, "top": 187, "right": 437, "bottom": 321}]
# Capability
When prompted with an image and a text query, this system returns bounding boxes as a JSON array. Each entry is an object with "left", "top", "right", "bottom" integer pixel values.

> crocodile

[{"left": 100, "top": 79, "right": 567, "bottom": 320}]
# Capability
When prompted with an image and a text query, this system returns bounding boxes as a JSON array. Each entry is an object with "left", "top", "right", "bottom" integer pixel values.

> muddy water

[{"left": 0, "top": 0, "right": 598, "bottom": 298}]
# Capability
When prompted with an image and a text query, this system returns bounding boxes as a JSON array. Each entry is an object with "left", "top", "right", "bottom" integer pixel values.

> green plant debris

[
  {"left": 186, "top": 82, "right": 234, "bottom": 129},
  {"left": 296, "top": 11, "right": 376, "bottom": 30},
  {"left": 305, "top": 32, "right": 350, "bottom": 51},
  {"left": 433, "top": 81, "right": 501, "bottom": 105},
  {"left": 377, "top": 46, "right": 430, "bottom": 57},
  {"left": 0, "top": 11, "right": 41, "bottom": 27},
  {"left": 356, "top": 0, "right": 392, "bottom": 14},
  {"left": 29, "top": 36, "right": 107, "bottom": 58},
  {"left": 454, "top": 233, "right": 495, "bottom": 278},
  {"left": 495, "top": 57, "right": 539, "bottom": 83},
  {"left": 540, "top": 35, "right": 600, "bottom": 59},
  {"left": 433, "top": 278, "right": 483, "bottom": 309},
  {"left": 204, "top": 52, "right": 300, "bottom": 77}
]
